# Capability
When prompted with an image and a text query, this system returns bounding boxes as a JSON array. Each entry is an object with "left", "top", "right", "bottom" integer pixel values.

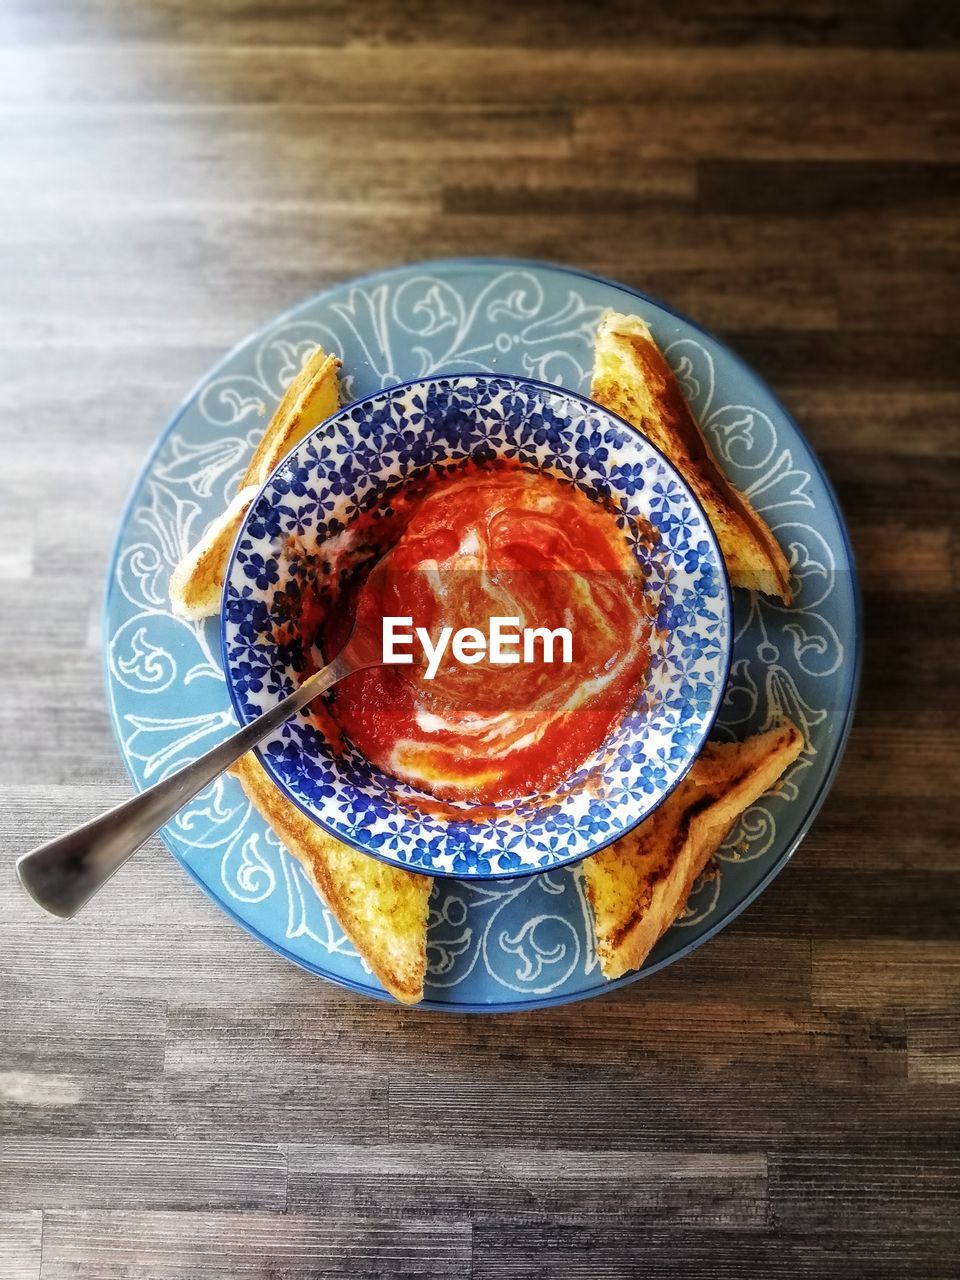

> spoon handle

[{"left": 16, "top": 652, "right": 355, "bottom": 919}]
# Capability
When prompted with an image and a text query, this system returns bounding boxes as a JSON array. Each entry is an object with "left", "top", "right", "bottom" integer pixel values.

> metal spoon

[{"left": 16, "top": 624, "right": 379, "bottom": 919}]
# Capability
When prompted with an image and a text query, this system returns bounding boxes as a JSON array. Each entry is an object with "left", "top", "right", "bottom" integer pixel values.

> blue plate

[{"left": 104, "top": 258, "right": 860, "bottom": 1010}]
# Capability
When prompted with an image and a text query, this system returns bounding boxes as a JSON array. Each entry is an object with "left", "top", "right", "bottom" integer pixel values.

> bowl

[{"left": 221, "top": 373, "right": 731, "bottom": 878}]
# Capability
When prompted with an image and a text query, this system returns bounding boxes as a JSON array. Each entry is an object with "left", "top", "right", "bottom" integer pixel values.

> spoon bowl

[{"left": 15, "top": 615, "right": 380, "bottom": 919}]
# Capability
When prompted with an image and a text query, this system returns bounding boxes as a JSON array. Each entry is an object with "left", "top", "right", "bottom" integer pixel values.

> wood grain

[
  {"left": 39, "top": 1211, "right": 471, "bottom": 1279},
  {"left": 469, "top": 1223, "right": 959, "bottom": 1280},
  {"left": 0, "top": 1213, "right": 41, "bottom": 1280},
  {"left": 0, "top": 1139, "right": 287, "bottom": 1211},
  {"left": 908, "top": 1013, "right": 960, "bottom": 1084},
  {"left": 1, "top": 0, "right": 958, "bottom": 1275},
  {"left": 286, "top": 1145, "right": 769, "bottom": 1223}
]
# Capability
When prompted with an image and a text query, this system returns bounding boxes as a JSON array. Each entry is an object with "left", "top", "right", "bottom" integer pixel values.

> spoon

[{"left": 16, "top": 622, "right": 380, "bottom": 920}]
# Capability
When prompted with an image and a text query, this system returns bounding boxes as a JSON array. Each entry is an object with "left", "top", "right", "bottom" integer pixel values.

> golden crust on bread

[
  {"left": 228, "top": 752, "right": 432, "bottom": 1004},
  {"left": 578, "top": 721, "right": 804, "bottom": 979},
  {"left": 240, "top": 348, "right": 341, "bottom": 490},
  {"left": 169, "top": 347, "right": 341, "bottom": 620},
  {"left": 591, "top": 310, "right": 793, "bottom": 602},
  {"left": 168, "top": 484, "right": 260, "bottom": 620}
]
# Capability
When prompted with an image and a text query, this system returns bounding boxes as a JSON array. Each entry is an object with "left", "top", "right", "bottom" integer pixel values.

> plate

[{"left": 104, "top": 258, "right": 860, "bottom": 1010}]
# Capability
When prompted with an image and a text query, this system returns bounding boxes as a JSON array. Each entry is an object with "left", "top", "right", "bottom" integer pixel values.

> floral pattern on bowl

[{"left": 221, "top": 373, "right": 732, "bottom": 878}]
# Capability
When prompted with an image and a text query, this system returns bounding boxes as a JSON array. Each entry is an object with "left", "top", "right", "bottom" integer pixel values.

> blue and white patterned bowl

[{"left": 221, "top": 373, "right": 732, "bottom": 878}]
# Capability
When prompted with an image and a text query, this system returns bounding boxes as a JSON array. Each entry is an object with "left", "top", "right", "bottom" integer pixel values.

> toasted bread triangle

[
  {"left": 168, "top": 483, "right": 261, "bottom": 621},
  {"left": 578, "top": 721, "right": 804, "bottom": 979},
  {"left": 169, "top": 347, "right": 341, "bottom": 620},
  {"left": 591, "top": 310, "right": 793, "bottom": 602},
  {"left": 228, "top": 753, "right": 432, "bottom": 1004},
  {"left": 240, "top": 348, "right": 342, "bottom": 490}
]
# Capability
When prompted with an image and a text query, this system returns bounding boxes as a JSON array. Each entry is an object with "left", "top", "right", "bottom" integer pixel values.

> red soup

[{"left": 309, "top": 462, "right": 654, "bottom": 806}]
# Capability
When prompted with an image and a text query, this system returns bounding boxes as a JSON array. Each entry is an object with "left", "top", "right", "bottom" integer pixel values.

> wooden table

[{"left": 1, "top": 3, "right": 958, "bottom": 1276}]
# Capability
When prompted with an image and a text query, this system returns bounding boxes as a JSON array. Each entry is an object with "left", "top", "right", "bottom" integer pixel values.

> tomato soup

[{"left": 311, "top": 463, "right": 653, "bottom": 805}]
